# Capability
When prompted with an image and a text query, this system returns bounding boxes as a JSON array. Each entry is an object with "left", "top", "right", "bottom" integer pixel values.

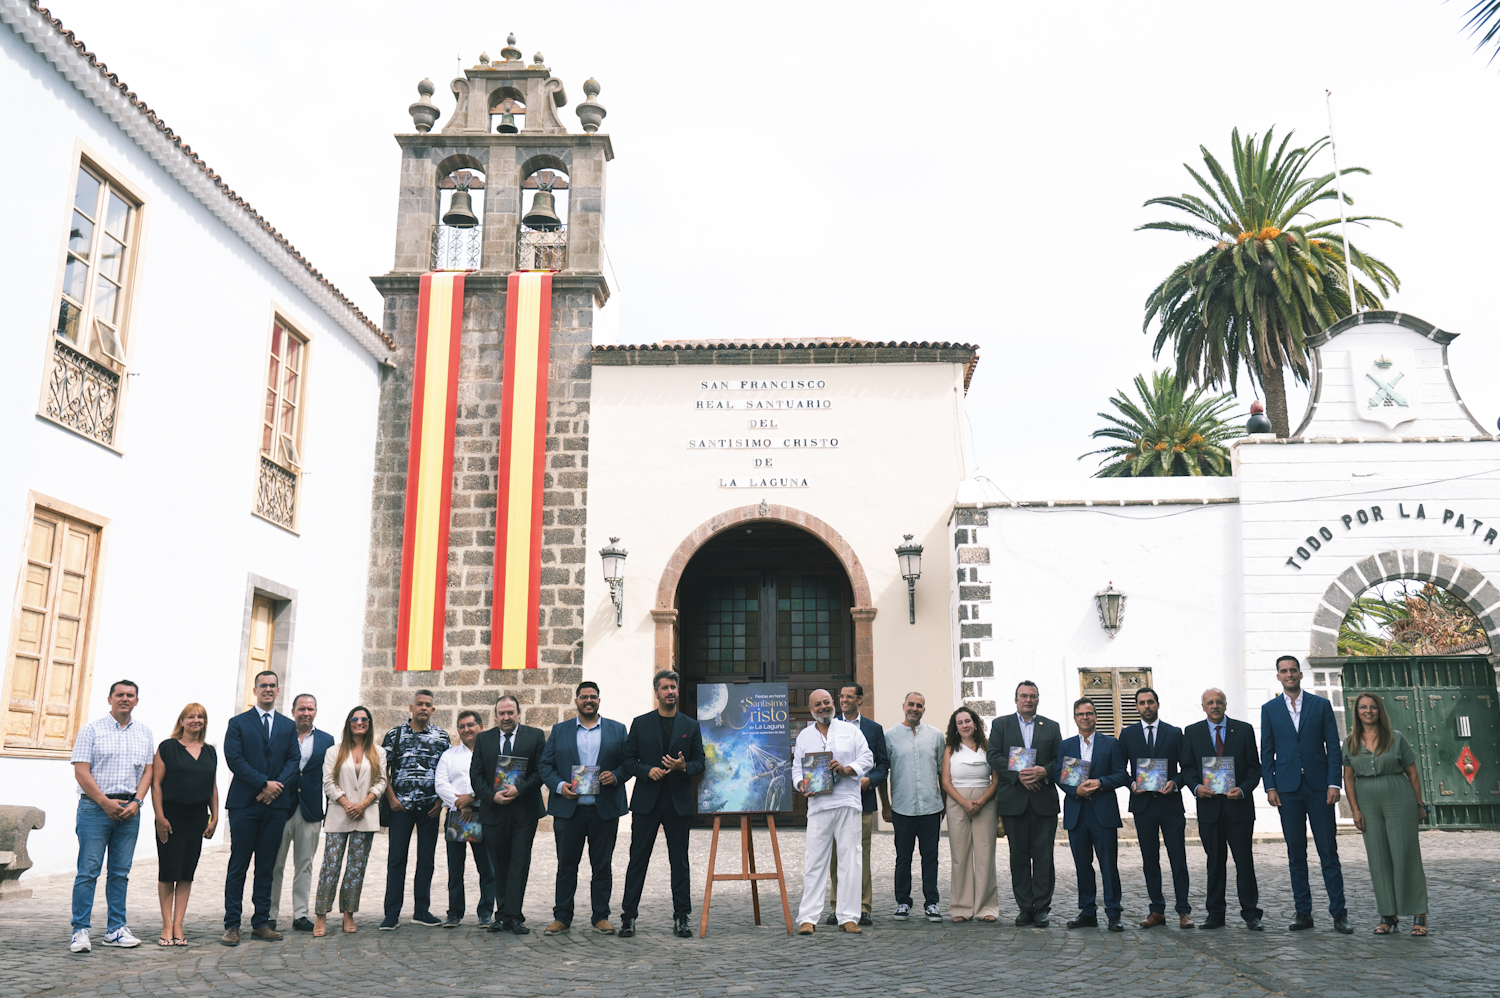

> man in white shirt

[
  {"left": 268, "top": 694, "right": 333, "bottom": 932},
  {"left": 794, "top": 689, "right": 874, "bottom": 934},
  {"left": 435, "top": 710, "right": 495, "bottom": 928}
]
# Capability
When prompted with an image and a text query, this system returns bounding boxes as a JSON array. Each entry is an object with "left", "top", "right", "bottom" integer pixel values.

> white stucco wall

[
  {"left": 0, "top": 26, "right": 381, "bottom": 876},
  {"left": 583, "top": 361, "right": 970, "bottom": 729}
]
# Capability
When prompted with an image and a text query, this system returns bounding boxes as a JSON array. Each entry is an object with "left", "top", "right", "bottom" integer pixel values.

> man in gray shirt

[{"left": 879, "top": 692, "right": 945, "bottom": 922}]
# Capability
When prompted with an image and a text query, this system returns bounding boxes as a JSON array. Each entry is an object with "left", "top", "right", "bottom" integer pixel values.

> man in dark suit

[
  {"left": 538, "top": 680, "right": 630, "bottom": 936},
  {"left": 1180, "top": 688, "right": 1264, "bottom": 931},
  {"left": 1058, "top": 698, "right": 1129, "bottom": 931},
  {"left": 469, "top": 694, "right": 545, "bottom": 935},
  {"left": 619, "top": 669, "right": 705, "bottom": 939},
  {"left": 268, "top": 693, "right": 333, "bottom": 932},
  {"left": 985, "top": 680, "right": 1061, "bottom": 927},
  {"left": 1261, "top": 655, "right": 1351, "bottom": 934},
  {"left": 1119, "top": 687, "right": 1193, "bottom": 929},
  {"left": 221, "top": 670, "right": 299, "bottom": 946},
  {"left": 825, "top": 682, "right": 889, "bottom": 927}
]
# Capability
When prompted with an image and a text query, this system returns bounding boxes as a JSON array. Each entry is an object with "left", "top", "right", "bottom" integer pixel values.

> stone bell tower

[{"left": 362, "top": 35, "right": 612, "bottom": 734}]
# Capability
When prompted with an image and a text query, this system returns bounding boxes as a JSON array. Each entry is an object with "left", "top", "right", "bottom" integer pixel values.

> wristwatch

[{"left": 129, "top": 798, "right": 142, "bottom": 806}]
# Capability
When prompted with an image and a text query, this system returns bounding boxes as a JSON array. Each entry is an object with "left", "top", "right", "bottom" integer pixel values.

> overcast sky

[{"left": 45, "top": 1, "right": 1500, "bottom": 486}]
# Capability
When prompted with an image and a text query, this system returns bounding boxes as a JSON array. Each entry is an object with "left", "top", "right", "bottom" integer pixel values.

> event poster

[{"left": 696, "top": 682, "right": 792, "bottom": 813}]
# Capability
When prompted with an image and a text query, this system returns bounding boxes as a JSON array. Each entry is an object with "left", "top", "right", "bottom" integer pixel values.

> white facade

[{"left": 0, "top": 6, "right": 388, "bottom": 875}]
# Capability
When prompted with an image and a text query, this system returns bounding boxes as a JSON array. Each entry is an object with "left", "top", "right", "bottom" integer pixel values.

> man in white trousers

[
  {"left": 794, "top": 689, "right": 873, "bottom": 935},
  {"left": 268, "top": 695, "right": 333, "bottom": 932}
]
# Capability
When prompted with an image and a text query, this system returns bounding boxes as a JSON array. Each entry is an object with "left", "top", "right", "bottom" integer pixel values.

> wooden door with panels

[
  {"left": 6, "top": 509, "right": 100, "bottom": 751},
  {"left": 1078, "top": 667, "right": 1153, "bottom": 736},
  {"left": 244, "top": 595, "right": 275, "bottom": 710}
]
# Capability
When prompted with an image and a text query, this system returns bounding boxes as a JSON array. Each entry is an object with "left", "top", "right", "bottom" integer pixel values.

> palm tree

[
  {"left": 1462, "top": 1, "right": 1500, "bottom": 63},
  {"left": 1337, "top": 581, "right": 1491, "bottom": 656},
  {"left": 1140, "top": 128, "right": 1400, "bottom": 437},
  {"left": 1081, "top": 370, "right": 1242, "bottom": 477}
]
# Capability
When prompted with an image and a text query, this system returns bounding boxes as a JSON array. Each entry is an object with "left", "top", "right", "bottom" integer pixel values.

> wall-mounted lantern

[
  {"left": 896, "top": 534, "right": 924, "bottom": 625},
  {"left": 599, "top": 536, "right": 628, "bottom": 626},
  {"left": 1094, "top": 582, "right": 1126, "bottom": 639}
]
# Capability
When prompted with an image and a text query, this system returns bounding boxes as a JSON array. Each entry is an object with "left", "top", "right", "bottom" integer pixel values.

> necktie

[
  {"left": 1145, "top": 724, "right": 1155, "bottom": 757},
  {"left": 263, "top": 712, "right": 272, "bottom": 740},
  {"left": 1214, "top": 725, "right": 1224, "bottom": 757},
  {"left": 503, "top": 733, "right": 512, "bottom": 756}
]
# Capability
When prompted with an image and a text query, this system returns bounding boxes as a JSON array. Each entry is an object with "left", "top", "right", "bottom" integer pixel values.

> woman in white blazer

[{"left": 313, "top": 706, "right": 386, "bottom": 936}]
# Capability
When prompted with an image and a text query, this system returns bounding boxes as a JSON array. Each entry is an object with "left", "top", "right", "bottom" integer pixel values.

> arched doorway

[{"left": 1312, "top": 549, "right": 1500, "bottom": 828}]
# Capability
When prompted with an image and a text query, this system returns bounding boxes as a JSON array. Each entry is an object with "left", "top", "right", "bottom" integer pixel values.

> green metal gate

[{"left": 1341, "top": 657, "right": 1500, "bottom": 829}]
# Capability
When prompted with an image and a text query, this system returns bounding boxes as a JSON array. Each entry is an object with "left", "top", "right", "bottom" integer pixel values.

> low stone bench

[{"left": 0, "top": 805, "right": 46, "bottom": 901}]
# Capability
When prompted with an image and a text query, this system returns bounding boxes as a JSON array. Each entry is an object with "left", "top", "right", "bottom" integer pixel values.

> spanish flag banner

[
  {"left": 490, "top": 271, "right": 552, "bottom": 670},
  {"left": 395, "top": 272, "right": 464, "bottom": 672}
]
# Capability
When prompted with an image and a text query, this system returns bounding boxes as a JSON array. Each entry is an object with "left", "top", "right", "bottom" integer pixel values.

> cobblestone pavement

[{"left": 3, "top": 822, "right": 1496, "bottom": 998}]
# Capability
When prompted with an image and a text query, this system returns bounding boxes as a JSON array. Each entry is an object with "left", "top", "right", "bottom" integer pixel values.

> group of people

[{"left": 65, "top": 656, "right": 1431, "bottom": 954}]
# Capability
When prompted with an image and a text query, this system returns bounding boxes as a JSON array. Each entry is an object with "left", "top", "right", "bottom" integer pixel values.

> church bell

[
  {"left": 522, "top": 189, "right": 562, "bottom": 230},
  {"left": 497, "top": 112, "right": 518, "bottom": 134},
  {"left": 442, "top": 187, "right": 479, "bottom": 228}
]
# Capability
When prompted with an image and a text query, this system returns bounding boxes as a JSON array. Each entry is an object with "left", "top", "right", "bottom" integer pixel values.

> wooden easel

[{"left": 698, "top": 813, "right": 793, "bottom": 937}]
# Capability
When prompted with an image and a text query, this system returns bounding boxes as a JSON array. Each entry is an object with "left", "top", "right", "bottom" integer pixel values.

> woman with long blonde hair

[
  {"left": 150, "top": 703, "right": 219, "bottom": 945},
  {"left": 313, "top": 706, "right": 385, "bottom": 936},
  {"left": 1342, "top": 692, "right": 1430, "bottom": 936}
]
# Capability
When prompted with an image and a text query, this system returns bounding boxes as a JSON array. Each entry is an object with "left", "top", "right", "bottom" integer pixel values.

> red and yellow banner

[
  {"left": 490, "top": 272, "right": 552, "bottom": 669},
  {"left": 396, "top": 272, "right": 464, "bottom": 672}
]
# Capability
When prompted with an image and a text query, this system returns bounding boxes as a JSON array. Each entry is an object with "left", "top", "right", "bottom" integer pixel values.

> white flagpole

[{"left": 1325, "top": 90, "right": 1358, "bottom": 313}]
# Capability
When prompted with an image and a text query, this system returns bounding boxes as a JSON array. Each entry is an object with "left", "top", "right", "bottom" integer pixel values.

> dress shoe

[
  {"left": 1014, "top": 911, "right": 1035, "bottom": 927},
  {"left": 593, "top": 919, "right": 615, "bottom": 934},
  {"left": 1179, "top": 915, "right": 1196, "bottom": 929},
  {"left": 673, "top": 915, "right": 693, "bottom": 938},
  {"left": 797, "top": 922, "right": 816, "bottom": 935},
  {"left": 1032, "top": 913, "right": 1050, "bottom": 928},
  {"left": 1333, "top": 915, "right": 1353, "bottom": 935},
  {"left": 1066, "top": 915, "right": 1098, "bottom": 929},
  {"left": 1288, "top": 913, "right": 1315, "bottom": 931},
  {"left": 488, "top": 917, "right": 511, "bottom": 933},
  {"left": 1199, "top": 916, "right": 1226, "bottom": 930},
  {"left": 858, "top": 913, "right": 873, "bottom": 927},
  {"left": 251, "top": 924, "right": 282, "bottom": 941},
  {"left": 511, "top": 920, "right": 531, "bottom": 935},
  {"left": 292, "top": 917, "right": 315, "bottom": 932},
  {"left": 543, "top": 921, "right": 570, "bottom": 936},
  {"left": 839, "top": 921, "right": 862, "bottom": 933},
  {"left": 824, "top": 913, "right": 838, "bottom": 926},
  {"left": 1245, "top": 917, "right": 1264, "bottom": 931},
  {"left": 1107, "top": 918, "right": 1123, "bottom": 932},
  {"left": 220, "top": 927, "right": 240, "bottom": 947},
  {"left": 1138, "top": 911, "right": 1166, "bottom": 929},
  {"left": 617, "top": 917, "right": 636, "bottom": 938}
]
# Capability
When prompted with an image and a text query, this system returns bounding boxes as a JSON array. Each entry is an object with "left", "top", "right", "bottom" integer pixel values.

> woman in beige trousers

[{"left": 941, "top": 706, "right": 1000, "bottom": 921}]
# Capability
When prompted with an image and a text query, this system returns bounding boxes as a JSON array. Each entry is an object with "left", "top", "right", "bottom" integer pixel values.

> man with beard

[
  {"left": 619, "top": 671, "right": 705, "bottom": 939},
  {"left": 795, "top": 689, "right": 874, "bottom": 934},
  {"left": 469, "top": 696, "right": 545, "bottom": 935}
]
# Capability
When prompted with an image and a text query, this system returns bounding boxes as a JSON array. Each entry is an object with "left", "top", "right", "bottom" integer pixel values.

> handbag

[{"left": 378, "top": 728, "right": 403, "bottom": 828}]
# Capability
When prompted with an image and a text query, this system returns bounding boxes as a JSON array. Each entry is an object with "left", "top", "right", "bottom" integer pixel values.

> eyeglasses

[
  {"left": 256, "top": 683, "right": 278, "bottom": 690},
  {"left": 576, "top": 695, "right": 600, "bottom": 702},
  {"left": 351, "top": 717, "right": 370, "bottom": 726}
]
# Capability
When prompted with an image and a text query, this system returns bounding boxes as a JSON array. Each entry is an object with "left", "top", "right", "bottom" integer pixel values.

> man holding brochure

[
  {"left": 1180, "top": 688, "right": 1263, "bottom": 931},
  {"left": 1118, "top": 687, "right": 1193, "bottom": 928},
  {"left": 469, "top": 695, "right": 545, "bottom": 935},
  {"left": 1057, "top": 698, "right": 1128, "bottom": 931},
  {"left": 986, "top": 681, "right": 1061, "bottom": 927},
  {"left": 794, "top": 689, "right": 874, "bottom": 934}
]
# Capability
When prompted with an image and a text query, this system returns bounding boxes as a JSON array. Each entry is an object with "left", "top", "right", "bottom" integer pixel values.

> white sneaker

[
  {"left": 70, "top": 929, "right": 91, "bottom": 953},
  {"left": 102, "top": 926, "right": 141, "bottom": 948}
]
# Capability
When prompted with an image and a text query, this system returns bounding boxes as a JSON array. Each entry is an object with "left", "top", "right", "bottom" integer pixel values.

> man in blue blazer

[
  {"left": 1118, "top": 687, "right": 1193, "bottom": 929},
  {"left": 1181, "top": 689, "right": 1262, "bottom": 931},
  {"left": 1058, "top": 698, "right": 1129, "bottom": 931},
  {"left": 267, "top": 693, "right": 333, "bottom": 932},
  {"left": 1261, "top": 655, "right": 1351, "bottom": 934},
  {"left": 538, "top": 680, "right": 630, "bottom": 936},
  {"left": 220, "top": 670, "right": 299, "bottom": 945},
  {"left": 618, "top": 670, "right": 705, "bottom": 939}
]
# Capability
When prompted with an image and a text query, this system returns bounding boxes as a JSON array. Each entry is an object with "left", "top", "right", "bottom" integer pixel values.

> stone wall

[
  {"left": 361, "top": 274, "right": 594, "bottom": 735},
  {"left": 952, "top": 507, "right": 995, "bottom": 720}
]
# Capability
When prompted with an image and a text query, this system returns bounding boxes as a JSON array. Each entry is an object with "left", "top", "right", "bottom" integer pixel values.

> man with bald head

[
  {"left": 1180, "top": 688, "right": 1263, "bottom": 931},
  {"left": 794, "top": 689, "right": 873, "bottom": 934}
]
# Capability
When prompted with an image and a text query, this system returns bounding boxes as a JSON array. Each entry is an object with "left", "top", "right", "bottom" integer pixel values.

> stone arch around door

[
  {"left": 652, "top": 503, "right": 876, "bottom": 698},
  {"left": 1310, "top": 548, "right": 1500, "bottom": 657}
]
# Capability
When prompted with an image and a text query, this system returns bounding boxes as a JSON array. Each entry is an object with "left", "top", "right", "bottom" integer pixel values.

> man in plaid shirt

[{"left": 69, "top": 680, "right": 155, "bottom": 953}]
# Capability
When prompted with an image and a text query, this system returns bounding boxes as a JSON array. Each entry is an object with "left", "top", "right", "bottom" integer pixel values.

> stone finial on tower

[
  {"left": 408, "top": 78, "right": 440, "bottom": 133},
  {"left": 501, "top": 33, "right": 523, "bottom": 62},
  {"left": 576, "top": 78, "right": 607, "bottom": 134}
]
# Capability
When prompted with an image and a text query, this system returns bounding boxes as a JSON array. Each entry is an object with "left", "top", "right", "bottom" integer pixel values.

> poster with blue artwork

[{"left": 695, "top": 682, "right": 792, "bottom": 814}]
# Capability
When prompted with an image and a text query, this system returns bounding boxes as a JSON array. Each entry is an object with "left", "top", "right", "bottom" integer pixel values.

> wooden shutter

[
  {"left": 7, "top": 510, "right": 99, "bottom": 749},
  {"left": 1077, "top": 667, "right": 1154, "bottom": 736},
  {"left": 244, "top": 596, "right": 275, "bottom": 710}
]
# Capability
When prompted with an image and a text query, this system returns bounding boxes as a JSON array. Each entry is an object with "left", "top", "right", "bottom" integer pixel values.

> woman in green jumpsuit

[{"left": 1342, "top": 693, "right": 1429, "bottom": 936}]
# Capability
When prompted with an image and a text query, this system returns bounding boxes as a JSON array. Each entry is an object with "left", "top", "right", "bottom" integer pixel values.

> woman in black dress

[{"left": 151, "top": 703, "right": 219, "bottom": 946}]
